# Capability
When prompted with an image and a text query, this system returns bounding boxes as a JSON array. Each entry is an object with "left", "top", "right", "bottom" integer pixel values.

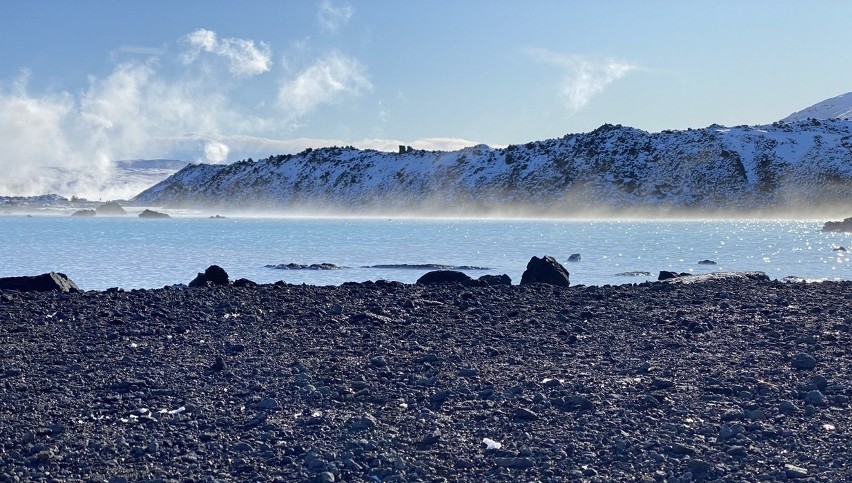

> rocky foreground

[{"left": 1, "top": 276, "right": 850, "bottom": 482}]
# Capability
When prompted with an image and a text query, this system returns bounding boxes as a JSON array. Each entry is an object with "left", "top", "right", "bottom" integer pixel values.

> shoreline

[{"left": 1, "top": 276, "right": 850, "bottom": 481}]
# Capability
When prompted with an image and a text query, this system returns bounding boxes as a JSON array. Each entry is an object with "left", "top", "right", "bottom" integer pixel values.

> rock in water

[
  {"left": 0, "top": 272, "right": 80, "bottom": 293},
  {"left": 520, "top": 256, "right": 570, "bottom": 287},
  {"left": 71, "top": 209, "right": 96, "bottom": 217},
  {"left": 96, "top": 201, "right": 127, "bottom": 215},
  {"left": 821, "top": 216, "right": 852, "bottom": 232},
  {"left": 416, "top": 270, "right": 474, "bottom": 285},
  {"left": 568, "top": 253, "right": 581, "bottom": 262},
  {"left": 138, "top": 209, "right": 170, "bottom": 219}
]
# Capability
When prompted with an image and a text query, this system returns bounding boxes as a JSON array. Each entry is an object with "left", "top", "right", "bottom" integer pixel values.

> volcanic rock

[
  {"left": 138, "top": 209, "right": 170, "bottom": 219},
  {"left": 0, "top": 272, "right": 80, "bottom": 293},
  {"left": 520, "top": 255, "right": 570, "bottom": 286},
  {"left": 477, "top": 274, "right": 512, "bottom": 286},
  {"left": 96, "top": 201, "right": 127, "bottom": 215},
  {"left": 416, "top": 270, "right": 475, "bottom": 285},
  {"left": 188, "top": 265, "right": 230, "bottom": 287},
  {"left": 821, "top": 216, "right": 852, "bottom": 232}
]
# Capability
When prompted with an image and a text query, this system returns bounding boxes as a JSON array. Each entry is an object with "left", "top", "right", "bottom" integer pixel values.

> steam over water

[{"left": 1, "top": 216, "right": 850, "bottom": 290}]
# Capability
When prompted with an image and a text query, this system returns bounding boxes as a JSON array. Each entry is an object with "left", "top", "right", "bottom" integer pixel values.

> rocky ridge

[
  {"left": 1, "top": 276, "right": 850, "bottom": 481},
  {"left": 133, "top": 119, "right": 852, "bottom": 213}
]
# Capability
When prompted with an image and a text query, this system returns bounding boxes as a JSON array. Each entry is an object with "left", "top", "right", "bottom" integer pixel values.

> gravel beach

[{"left": 1, "top": 275, "right": 850, "bottom": 482}]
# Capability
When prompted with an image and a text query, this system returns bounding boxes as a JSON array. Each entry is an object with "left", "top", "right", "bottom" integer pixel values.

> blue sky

[{"left": 1, "top": 1, "right": 851, "bottom": 196}]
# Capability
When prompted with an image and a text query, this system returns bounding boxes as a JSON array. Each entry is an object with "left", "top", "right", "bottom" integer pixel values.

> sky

[{"left": 1, "top": 1, "right": 851, "bottom": 198}]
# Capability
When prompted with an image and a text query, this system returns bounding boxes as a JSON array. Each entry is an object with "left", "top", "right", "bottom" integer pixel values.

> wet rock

[
  {"left": 698, "top": 259, "right": 717, "bottom": 265},
  {"left": 567, "top": 253, "right": 581, "bottom": 262}
]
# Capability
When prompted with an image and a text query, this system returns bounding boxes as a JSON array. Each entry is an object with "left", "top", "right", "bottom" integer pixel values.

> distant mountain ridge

[
  {"left": 783, "top": 92, "right": 852, "bottom": 122},
  {"left": 133, "top": 117, "right": 852, "bottom": 214}
]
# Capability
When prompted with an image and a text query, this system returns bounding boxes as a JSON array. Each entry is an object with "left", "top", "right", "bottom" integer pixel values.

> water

[{"left": 1, "top": 215, "right": 850, "bottom": 290}]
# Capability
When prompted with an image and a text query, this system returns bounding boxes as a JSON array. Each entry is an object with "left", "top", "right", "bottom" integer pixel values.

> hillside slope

[{"left": 133, "top": 119, "right": 852, "bottom": 214}]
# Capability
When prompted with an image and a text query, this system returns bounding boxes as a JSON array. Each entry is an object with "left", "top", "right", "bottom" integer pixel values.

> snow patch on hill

[{"left": 783, "top": 92, "right": 852, "bottom": 122}]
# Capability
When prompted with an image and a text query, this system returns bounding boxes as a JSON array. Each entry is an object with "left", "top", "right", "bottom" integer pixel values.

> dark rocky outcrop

[
  {"left": 232, "top": 278, "right": 258, "bottom": 288},
  {"left": 567, "top": 253, "right": 581, "bottom": 262},
  {"left": 70, "top": 209, "right": 96, "bottom": 217},
  {"left": 188, "top": 265, "right": 230, "bottom": 287},
  {"left": 478, "top": 274, "right": 512, "bottom": 286},
  {"left": 0, "top": 272, "right": 79, "bottom": 293},
  {"left": 658, "top": 271, "right": 693, "bottom": 281},
  {"left": 96, "top": 201, "right": 127, "bottom": 216},
  {"left": 138, "top": 209, "right": 170, "bottom": 219},
  {"left": 265, "top": 263, "right": 345, "bottom": 270},
  {"left": 416, "top": 270, "right": 475, "bottom": 285},
  {"left": 520, "top": 256, "right": 570, "bottom": 287},
  {"left": 822, "top": 216, "right": 852, "bottom": 232}
]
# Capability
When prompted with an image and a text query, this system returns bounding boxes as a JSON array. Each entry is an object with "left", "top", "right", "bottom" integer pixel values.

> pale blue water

[{"left": 1, "top": 215, "right": 850, "bottom": 290}]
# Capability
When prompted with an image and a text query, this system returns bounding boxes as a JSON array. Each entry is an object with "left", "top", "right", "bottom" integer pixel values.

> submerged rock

[
  {"left": 698, "top": 259, "right": 718, "bottom": 265},
  {"left": 0, "top": 272, "right": 80, "bottom": 293},
  {"left": 567, "top": 253, "right": 581, "bottom": 262},
  {"left": 520, "top": 255, "right": 570, "bottom": 287}
]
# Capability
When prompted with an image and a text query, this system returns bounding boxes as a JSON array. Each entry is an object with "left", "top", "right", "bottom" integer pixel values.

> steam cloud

[
  {"left": 182, "top": 29, "right": 272, "bottom": 77},
  {"left": 278, "top": 52, "right": 372, "bottom": 118},
  {"left": 528, "top": 48, "right": 636, "bottom": 112}
]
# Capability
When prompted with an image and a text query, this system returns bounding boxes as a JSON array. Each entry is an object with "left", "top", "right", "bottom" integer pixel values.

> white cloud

[
  {"left": 182, "top": 28, "right": 272, "bottom": 77},
  {"left": 528, "top": 48, "right": 636, "bottom": 112},
  {"left": 317, "top": 0, "right": 354, "bottom": 33},
  {"left": 277, "top": 52, "right": 371, "bottom": 117}
]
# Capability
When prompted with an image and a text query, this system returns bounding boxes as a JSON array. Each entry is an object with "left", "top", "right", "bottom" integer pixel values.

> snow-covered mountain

[
  {"left": 133, "top": 118, "right": 852, "bottom": 215},
  {"left": 783, "top": 92, "right": 852, "bottom": 122}
]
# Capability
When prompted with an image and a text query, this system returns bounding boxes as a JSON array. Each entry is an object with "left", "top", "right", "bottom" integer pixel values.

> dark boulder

[
  {"left": 233, "top": 278, "right": 258, "bottom": 288},
  {"left": 520, "top": 256, "right": 570, "bottom": 287},
  {"left": 416, "top": 270, "right": 475, "bottom": 285},
  {"left": 189, "top": 265, "right": 230, "bottom": 287},
  {"left": 822, "top": 217, "right": 852, "bottom": 232},
  {"left": 0, "top": 272, "right": 80, "bottom": 293},
  {"left": 96, "top": 201, "right": 127, "bottom": 215},
  {"left": 658, "top": 271, "right": 680, "bottom": 281},
  {"left": 478, "top": 274, "right": 512, "bottom": 286},
  {"left": 698, "top": 259, "right": 718, "bottom": 265},
  {"left": 658, "top": 271, "right": 692, "bottom": 281},
  {"left": 567, "top": 253, "right": 581, "bottom": 262},
  {"left": 71, "top": 209, "right": 96, "bottom": 217},
  {"left": 138, "top": 209, "right": 170, "bottom": 219}
]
